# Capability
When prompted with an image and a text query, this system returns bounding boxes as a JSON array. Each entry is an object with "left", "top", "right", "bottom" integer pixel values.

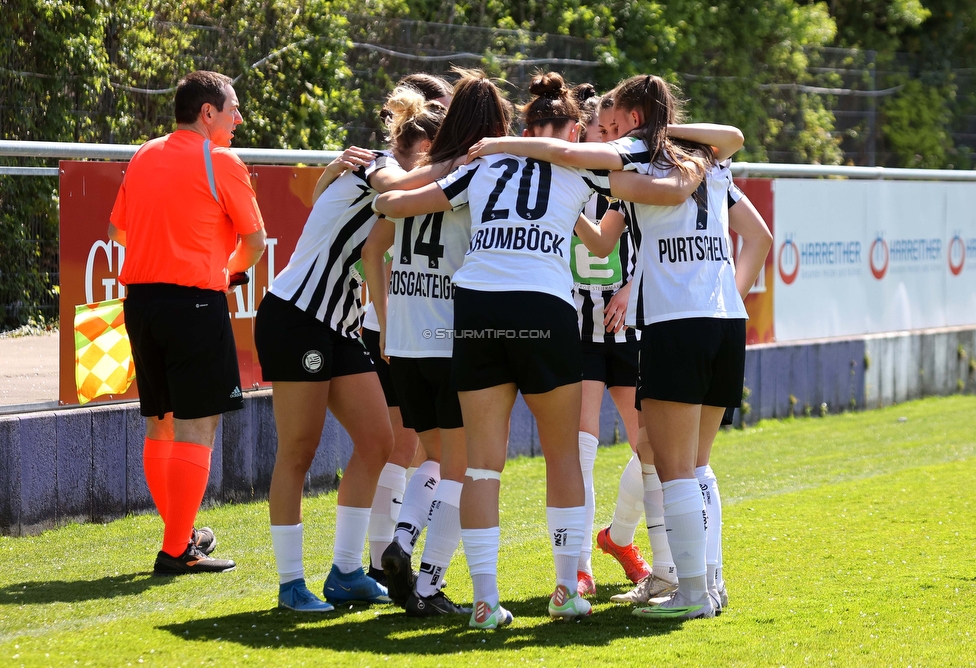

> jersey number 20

[{"left": 481, "top": 158, "right": 552, "bottom": 223}]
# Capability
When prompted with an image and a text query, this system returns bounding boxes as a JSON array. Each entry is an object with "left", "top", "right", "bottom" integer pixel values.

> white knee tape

[{"left": 466, "top": 468, "right": 501, "bottom": 481}]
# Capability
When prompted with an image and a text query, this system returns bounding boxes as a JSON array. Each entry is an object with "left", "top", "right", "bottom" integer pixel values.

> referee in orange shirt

[{"left": 108, "top": 71, "right": 267, "bottom": 575}]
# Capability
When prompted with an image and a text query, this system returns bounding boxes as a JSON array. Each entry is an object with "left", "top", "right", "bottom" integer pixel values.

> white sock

[
  {"left": 369, "top": 463, "right": 406, "bottom": 567},
  {"left": 270, "top": 523, "right": 304, "bottom": 584},
  {"left": 609, "top": 454, "right": 644, "bottom": 546},
  {"left": 394, "top": 459, "right": 440, "bottom": 554},
  {"left": 696, "top": 464, "right": 723, "bottom": 589},
  {"left": 463, "top": 526, "right": 500, "bottom": 608},
  {"left": 547, "top": 506, "right": 586, "bottom": 592},
  {"left": 577, "top": 431, "right": 599, "bottom": 574},
  {"left": 416, "top": 480, "right": 462, "bottom": 597},
  {"left": 662, "top": 479, "right": 708, "bottom": 601},
  {"left": 332, "top": 505, "right": 371, "bottom": 574},
  {"left": 643, "top": 464, "right": 676, "bottom": 582}
]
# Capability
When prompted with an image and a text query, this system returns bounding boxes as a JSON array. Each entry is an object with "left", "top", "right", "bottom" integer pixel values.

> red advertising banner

[
  {"left": 731, "top": 178, "right": 775, "bottom": 344},
  {"left": 58, "top": 164, "right": 778, "bottom": 404},
  {"left": 58, "top": 161, "right": 324, "bottom": 406}
]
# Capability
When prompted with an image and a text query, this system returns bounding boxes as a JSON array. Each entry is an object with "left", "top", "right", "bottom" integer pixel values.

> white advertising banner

[{"left": 773, "top": 179, "right": 976, "bottom": 341}]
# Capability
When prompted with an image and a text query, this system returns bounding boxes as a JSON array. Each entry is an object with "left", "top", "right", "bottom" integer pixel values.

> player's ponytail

[{"left": 425, "top": 68, "right": 512, "bottom": 165}]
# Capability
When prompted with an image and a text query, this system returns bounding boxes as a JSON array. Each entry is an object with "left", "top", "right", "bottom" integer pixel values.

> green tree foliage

[
  {"left": 881, "top": 78, "right": 953, "bottom": 168},
  {"left": 401, "top": 0, "right": 841, "bottom": 163},
  {"left": 818, "top": 0, "right": 973, "bottom": 168},
  {"left": 0, "top": 0, "right": 363, "bottom": 329},
  {"left": 2, "top": 0, "right": 974, "bottom": 330},
  {"left": 153, "top": 1, "right": 363, "bottom": 150}
]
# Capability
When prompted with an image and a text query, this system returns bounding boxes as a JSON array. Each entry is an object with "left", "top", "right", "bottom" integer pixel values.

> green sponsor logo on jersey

[{"left": 570, "top": 236, "right": 623, "bottom": 289}]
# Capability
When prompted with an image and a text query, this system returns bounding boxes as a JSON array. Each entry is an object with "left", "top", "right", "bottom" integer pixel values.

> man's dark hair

[{"left": 174, "top": 71, "right": 233, "bottom": 124}]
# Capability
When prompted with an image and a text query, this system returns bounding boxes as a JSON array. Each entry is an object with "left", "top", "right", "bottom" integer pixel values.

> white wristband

[{"left": 371, "top": 193, "right": 383, "bottom": 217}]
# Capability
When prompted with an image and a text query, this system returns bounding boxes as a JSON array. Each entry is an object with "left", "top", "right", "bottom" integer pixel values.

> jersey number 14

[{"left": 400, "top": 212, "right": 445, "bottom": 269}]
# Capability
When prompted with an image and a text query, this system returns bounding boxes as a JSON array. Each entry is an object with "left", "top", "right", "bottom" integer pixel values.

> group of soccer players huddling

[{"left": 251, "top": 67, "right": 772, "bottom": 629}]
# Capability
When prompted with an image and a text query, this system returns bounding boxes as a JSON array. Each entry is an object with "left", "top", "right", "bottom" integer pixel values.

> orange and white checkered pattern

[{"left": 74, "top": 299, "right": 135, "bottom": 404}]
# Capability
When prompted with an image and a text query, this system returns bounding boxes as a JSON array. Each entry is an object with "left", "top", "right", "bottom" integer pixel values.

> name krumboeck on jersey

[{"left": 467, "top": 223, "right": 567, "bottom": 257}]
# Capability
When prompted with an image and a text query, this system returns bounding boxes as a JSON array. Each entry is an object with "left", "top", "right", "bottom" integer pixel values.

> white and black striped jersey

[
  {"left": 386, "top": 207, "right": 471, "bottom": 358},
  {"left": 269, "top": 152, "right": 398, "bottom": 337},
  {"left": 362, "top": 300, "right": 379, "bottom": 332},
  {"left": 438, "top": 154, "right": 610, "bottom": 307},
  {"left": 608, "top": 136, "right": 746, "bottom": 326},
  {"left": 573, "top": 197, "right": 640, "bottom": 344}
]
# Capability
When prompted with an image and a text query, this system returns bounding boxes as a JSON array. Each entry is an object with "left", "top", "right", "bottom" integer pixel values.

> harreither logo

[
  {"left": 869, "top": 234, "right": 889, "bottom": 280},
  {"left": 777, "top": 235, "right": 861, "bottom": 285},
  {"left": 869, "top": 233, "right": 942, "bottom": 280},
  {"left": 949, "top": 234, "right": 966, "bottom": 276},
  {"left": 778, "top": 237, "right": 799, "bottom": 285}
]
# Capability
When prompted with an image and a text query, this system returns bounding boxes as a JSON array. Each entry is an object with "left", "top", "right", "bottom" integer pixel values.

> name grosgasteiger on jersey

[
  {"left": 437, "top": 154, "right": 611, "bottom": 307},
  {"left": 385, "top": 206, "right": 472, "bottom": 358},
  {"left": 609, "top": 136, "right": 747, "bottom": 327},
  {"left": 269, "top": 151, "right": 398, "bottom": 337}
]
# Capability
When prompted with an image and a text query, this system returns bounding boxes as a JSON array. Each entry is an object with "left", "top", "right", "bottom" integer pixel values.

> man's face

[{"left": 206, "top": 84, "right": 243, "bottom": 147}]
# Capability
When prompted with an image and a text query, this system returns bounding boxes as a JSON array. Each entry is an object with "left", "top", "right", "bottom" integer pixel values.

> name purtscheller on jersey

[{"left": 658, "top": 234, "right": 731, "bottom": 265}]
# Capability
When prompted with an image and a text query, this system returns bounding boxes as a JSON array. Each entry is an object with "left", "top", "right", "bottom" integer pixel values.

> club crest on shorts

[{"left": 302, "top": 350, "right": 324, "bottom": 373}]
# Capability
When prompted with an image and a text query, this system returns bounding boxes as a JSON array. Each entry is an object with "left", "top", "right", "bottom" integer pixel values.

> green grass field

[{"left": 2, "top": 396, "right": 975, "bottom": 667}]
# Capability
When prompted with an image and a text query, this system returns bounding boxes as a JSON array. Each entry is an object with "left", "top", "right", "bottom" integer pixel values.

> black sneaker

[
  {"left": 192, "top": 527, "right": 216, "bottom": 555},
  {"left": 367, "top": 563, "right": 388, "bottom": 587},
  {"left": 405, "top": 590, "right": 472, "bottom": 617},
  {"left": 153, "top": 543, "right": 236, "bottom": 575},
  {"left": 381, "top": 541, "right": 415, "bottom": 608}
]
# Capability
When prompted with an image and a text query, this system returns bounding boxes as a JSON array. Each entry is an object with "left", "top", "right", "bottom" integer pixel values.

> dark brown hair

[
  {"left": 613, "top": 74, "right": 710, "bottom": 178},
  {"left": 425, "top": 68, "right": 511, "bottom": 164},
  {"left": 383, "top": 85, "right": 447, "bottom": 154},
  {"left": 521, "top": 72, "right": 580, "bottom": 134},
  {"left": 175, "top": 71, "right": 233, "bottom": 124},
  {"left": 398, "top": 73, "right": 453, "bottom": 102},
  {"left": 573, "top": 83, "right": 600, "bottom": 139}
]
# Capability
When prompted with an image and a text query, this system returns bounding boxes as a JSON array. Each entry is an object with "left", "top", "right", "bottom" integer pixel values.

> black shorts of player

[
  {"left": 390, "top": 357, "right": 463, "bottom": 432},
  {"left": 123, "top": 283, "right": 243, "bottom": 420},
  {"left": 581, "top": 338, "right": 639, "bottom": 388},
  {"left": 721, "top": 406, "right": 736, "bottom": 426},
  {"left": 451, "top": 287, "right": 582, "bottom": 395},
  {"left": 254, "top": 292, "right": 374, "bottom": 382},
  {"left": 636, "top": 317, "right": 746, "bottom": 407},
  {"left": 361, "top": 327, "right": 399, "bottom": 407}
]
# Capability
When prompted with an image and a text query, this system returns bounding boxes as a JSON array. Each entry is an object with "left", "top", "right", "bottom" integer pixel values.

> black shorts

[
  {"left": 254, "top": 292, "right": 374, "bottom": 382},
  {"left": 362, "top": 327, "right": 399, "bottom": 407},
  {"left": 636, "top": 317, "right": 746, "bottom": 407},
  {"left": 123, "top": 283, "right": 243, "bottom": 421},
  {"left": 451, "top": 288, "right": 581, "bottom": 395},
  {"left": 390, "top": 357, "right": 463, "bottom": 431},
  {"left": 581, "top": 339, "right": 639, "bottom": 388}
]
